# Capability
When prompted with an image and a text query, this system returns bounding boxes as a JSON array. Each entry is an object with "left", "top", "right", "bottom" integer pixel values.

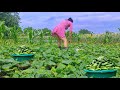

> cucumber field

[{"left": 0, "top": 12, "right": 120, "bottom": 78}]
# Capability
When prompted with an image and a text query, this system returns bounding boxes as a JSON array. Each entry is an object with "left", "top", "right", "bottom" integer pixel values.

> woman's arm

[{"left": 69, "top": 22, "right": 73, "bottom": 43}]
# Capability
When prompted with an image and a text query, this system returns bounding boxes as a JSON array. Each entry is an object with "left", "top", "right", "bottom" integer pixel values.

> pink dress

[{"left": 52, "top": 19, "right": 73, "bottom": 38}]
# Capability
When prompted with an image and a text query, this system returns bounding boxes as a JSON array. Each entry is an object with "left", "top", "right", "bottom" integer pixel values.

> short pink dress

[{"left": 52, "top": 19, "right": 73, "bottom": 38}]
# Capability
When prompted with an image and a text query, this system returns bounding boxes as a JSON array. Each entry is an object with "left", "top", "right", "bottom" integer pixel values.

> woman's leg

[
  {"left": 52, "top": 32, "right": 68, "bottom": 48},
  {"left": 60, "top": 37, "right": 68, "bottom": 48},
  {"left": 57, "top": 36, "right": 62, "bottom": 47},
  {"left": 53, "top": 33, "right": 62, "bottom": 47}
]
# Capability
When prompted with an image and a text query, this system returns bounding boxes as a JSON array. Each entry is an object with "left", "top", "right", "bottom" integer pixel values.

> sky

[{"left": 19, "top": 12, "right": 120, "bottom": 34}]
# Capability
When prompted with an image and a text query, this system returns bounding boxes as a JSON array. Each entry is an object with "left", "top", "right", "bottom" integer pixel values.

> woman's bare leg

[
  {"left": 54, "top": 34, "right": 62, "bottom": 47},
  {"left": 60, "top": 37, "right": 68, "bottom": 48},
  {"left": 57, "top": 37, "right": 62, "bottom": 47},
  {"left": 52, "top": 33, "right": 68, "bottom": 48}
]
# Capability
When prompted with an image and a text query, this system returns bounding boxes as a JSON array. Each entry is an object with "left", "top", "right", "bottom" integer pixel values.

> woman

[{"left": 52, "top": 17, "right": 73, "bottom": 49}]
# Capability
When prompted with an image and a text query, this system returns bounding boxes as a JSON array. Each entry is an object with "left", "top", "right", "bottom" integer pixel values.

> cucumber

[
  {"left": 106, "top": 64, "right": 113, "bottom": 67},
  {"left": 101, "top": 62, "right": 108, "bottom": 65},
  {"left": 86, "top": 56, "right": 118, "bottom": 70}
]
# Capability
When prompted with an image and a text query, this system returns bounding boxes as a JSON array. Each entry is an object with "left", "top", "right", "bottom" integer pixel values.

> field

[
  {"left": 0, "top": 22, "right": 120, "bottom": 78},
  {"left": 0, "top": 36, "right": 120, "bottom": 78}
]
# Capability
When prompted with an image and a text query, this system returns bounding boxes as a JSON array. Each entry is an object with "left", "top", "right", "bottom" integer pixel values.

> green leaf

[
  {"left": 57, "top": 63, "right": 66, "bottom": 70},
  {"left": 62, "top": 60, "right": 73, "bottom": 64},
  {"left": 47, "top": 61, "right": 56, "bottom": 66},
  {"left": 2, "top": 64, "right": 13, "bottom": 71},
  {"left": 65, "top": 65, "right": 76, "bottom": 72},
  {"left": 12, "top": 73, "right": 20, "bottom": 78},
  {"left": 22, "top": 69, "right": 35, "bottom": 74},
  {"left": 51, "top": 67, "right": 57, "bottom": 77},
  {"left": 63, "top": 75, "right": 68, "bottom": 78}
]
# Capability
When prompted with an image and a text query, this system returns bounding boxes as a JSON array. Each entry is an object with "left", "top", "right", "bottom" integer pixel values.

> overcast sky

[{"left": 19, "top": 12, "right": 120, "bottom": 34}]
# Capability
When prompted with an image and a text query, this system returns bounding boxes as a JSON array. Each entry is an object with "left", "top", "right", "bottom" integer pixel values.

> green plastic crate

[
  {"left": 11, "top": 54, "right": 34, "bottom": 61},
  {"left": 84, "top": 69, "right": 117, "bottom": 78}
]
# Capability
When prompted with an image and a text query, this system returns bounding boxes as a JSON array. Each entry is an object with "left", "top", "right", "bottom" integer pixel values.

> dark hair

[{"left": 68, "top": 17, "right": 73, "bottom": 23}]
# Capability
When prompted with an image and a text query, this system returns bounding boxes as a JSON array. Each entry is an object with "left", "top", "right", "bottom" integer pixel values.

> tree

[
  {"left": 105, "top": 30, "right": 114, "bottom": 34},
  {"left": 79, "top": 29, "right": 92, "bottom": 34},
  {"left": 118, "top": 28, "right": 120, "bottom": 32},
  {"left": 0, "top": 12, "right": 20, "bottom": 27}
]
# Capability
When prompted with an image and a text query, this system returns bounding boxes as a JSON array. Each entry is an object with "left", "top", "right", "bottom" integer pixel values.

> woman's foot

[
  {"left": 63, "top": 47, "right": 68, "bottom": 50},
  {"left": 58, "top": 46, "right": 62, "bottom": 49},
  {"left": 58, "top": 46, "right": 68, "bottom": 50}
]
